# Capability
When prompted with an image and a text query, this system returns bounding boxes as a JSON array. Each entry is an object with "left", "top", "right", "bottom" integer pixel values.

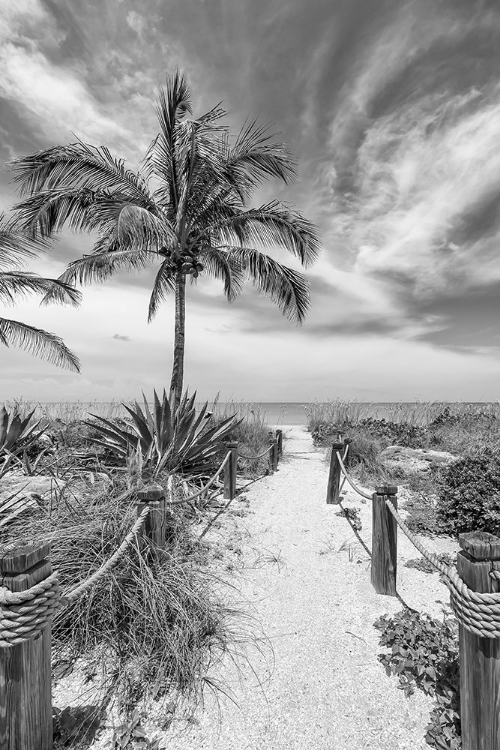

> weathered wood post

[
  {"left": 270, "top": 437, "right": 279, "bottom": 472},
  {"left": 371, "top": 486, "right": 398, "bottom": 596},
  {"left": 224, "top": 441, "right": 238, "bottom": 500},
  {"left": 0, "top": 543, "right": 55, "bottom": 750},
  {"left": 267, "top": 431, "right": 276, "bottom": 474},
  {"left": 326, "top": 441, "right": 344, "bottom": 504},
  {"left": 457, "top": 531, "right": 500, "bottom": 750},
  {"left": 136, "top": 485, "right": 166, "bottom": 548},
  {"left": 276, "top": 429, "right": 283, "bottom": 459}
]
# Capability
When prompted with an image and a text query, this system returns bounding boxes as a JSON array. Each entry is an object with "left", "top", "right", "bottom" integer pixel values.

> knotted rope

[
  {"left": 0, "top": 503, "right": 152, "bottom": 646},
  {"left": 0, "top": 572, "right": 61, "bottom": 647},
  {"left": 383, "top": 498, "right": 500, "bottom": 639}
]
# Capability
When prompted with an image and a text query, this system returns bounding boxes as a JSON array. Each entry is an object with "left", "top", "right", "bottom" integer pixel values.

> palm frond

[
  {"left": 58, "top": 248, "right": 155, "bottom": 288},
  {"left": 225, "top": 119, "right": 296, "bottom": 198},
  {"left": 10, "top": 142, "right": 153, "bottom": 225},
  {"left": 117, "top": 204, "right": 176, "bottom": 253},
  {"left": 0, "top": 214, "right": 48, "bottom": 268},
  {"left": 0, "top": 272, "right": 81, "bottom": 306},
  {"left": 0, "top": 317, "right": 80, "bottom": 371},
  {"left": 209, "top": 201, "right": 321, "bottom": 267},
  {"left": 143, "top": 71, "right": 193, "bottom": 201},
  {"left": 227, "top": 247, "right": 310, "bottom": 324},
  {"left": 201, "top": 246, "right": 244, "bottom": 302},
  {"left": 147, "top": 259, "right": 176, "bottom": 321}
]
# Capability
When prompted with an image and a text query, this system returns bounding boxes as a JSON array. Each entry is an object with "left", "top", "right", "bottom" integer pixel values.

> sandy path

[{"left": 162, "top": 426, "right": 458, "bottom": 750}]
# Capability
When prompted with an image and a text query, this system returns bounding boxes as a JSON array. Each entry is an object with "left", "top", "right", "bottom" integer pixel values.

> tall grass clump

[
  {"left": 211, "top": 399, "right": 271, "bottom": 476},
  {"left": 306, "top": 400, "right": 371, "bottom": 442},
  {"left": 1, "top": 480, "right": 240, "bottom": 719}
]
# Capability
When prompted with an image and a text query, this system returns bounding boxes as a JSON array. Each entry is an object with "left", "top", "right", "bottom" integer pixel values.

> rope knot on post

[
  {"left": 0, "top": 573, "right": 61, "bottom": 648},
  {"left": 0, "top": 542, "right": 56, "bottom": 748}
]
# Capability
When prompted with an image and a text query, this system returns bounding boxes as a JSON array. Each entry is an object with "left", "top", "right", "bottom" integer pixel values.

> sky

[{"left": 1, "top": 0, "right": 500, "bottom": 403}]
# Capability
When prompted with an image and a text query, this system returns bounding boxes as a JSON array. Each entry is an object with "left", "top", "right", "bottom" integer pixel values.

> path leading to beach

[{"left": 164, "top": 426, "right": 458, "bottom": 750}]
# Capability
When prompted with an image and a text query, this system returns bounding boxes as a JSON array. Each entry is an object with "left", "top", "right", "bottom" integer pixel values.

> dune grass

[
  {"left": 210, "top": 399, "right": 272, "bottom": 477},
  {"left": 1, "top": 479, "right": 238, "bottom": 719},
  {"left": 0, "top": 395, "right": 274, "bottom": 743}
]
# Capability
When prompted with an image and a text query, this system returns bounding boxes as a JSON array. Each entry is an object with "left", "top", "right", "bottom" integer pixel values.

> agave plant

[
  {"left": 0, "top": 405, "right": 47, "bottom": 459},
  {"left": 86, "top": 390, "right": 238, "bottom": 478}
]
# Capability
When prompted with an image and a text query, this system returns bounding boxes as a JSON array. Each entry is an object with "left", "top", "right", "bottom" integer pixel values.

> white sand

[{"left": 156, "top": 426, "right": 459, "bottom": 750}]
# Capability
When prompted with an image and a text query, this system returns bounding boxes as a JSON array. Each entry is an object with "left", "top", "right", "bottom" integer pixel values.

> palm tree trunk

[{"left": 169, "top": 270, "right": 186, "bottom": 412}]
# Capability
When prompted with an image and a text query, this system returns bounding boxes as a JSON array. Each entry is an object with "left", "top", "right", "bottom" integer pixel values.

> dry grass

[
  {"left": 211, "top": 400, "right": 271, "bottom": 477},
  {"left": 1, "top": 479, "right": 243, "bottom": 723}
]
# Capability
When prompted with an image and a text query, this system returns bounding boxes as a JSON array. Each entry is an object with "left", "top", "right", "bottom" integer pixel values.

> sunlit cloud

[{"left": 1, "top": 0, "right": 500, "bottom": 400}]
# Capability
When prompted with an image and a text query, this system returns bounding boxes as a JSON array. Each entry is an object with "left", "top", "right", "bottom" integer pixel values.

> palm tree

[
  {"left": 11, "top": 71, "right": 320, "bottom": 409},
  {"left": 0, "top": 215, "right": 80, "bottom": 371}
]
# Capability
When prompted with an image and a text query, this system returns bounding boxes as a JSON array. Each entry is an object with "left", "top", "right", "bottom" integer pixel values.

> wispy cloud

[
  {"left": 112, "top": 334, "right": 130, "bottom": 341},
  {"left": 2, "top": 0, "right": 500, "bottom": 399}
]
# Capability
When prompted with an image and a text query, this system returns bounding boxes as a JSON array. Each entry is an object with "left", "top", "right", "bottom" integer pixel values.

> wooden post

[
  {"left": 457, "top": 531, "right": 500, "bottom": 750},
  {"left": 0, "top": 543, "right": 54, "bottom": 750},
  {"left": 268, "top": 432, "right": 276, "bottom": 474},
  {"left": 276, "top": 429, "right": 283, "bottom": 459},
  {"left": 271, "top": 439, "right": 279, "bottom": 472},
  {"left": 371, "top": 486, "right": 398, "bottom": 596},
  {"left": 136, "top": 485, "right": 166, "bottom": 548},
  {"left": 326, "top": 441, "right": 344, "bottom": 504},
  {"left": 224, "top": 441, "right": 238, "bottom": 500}
]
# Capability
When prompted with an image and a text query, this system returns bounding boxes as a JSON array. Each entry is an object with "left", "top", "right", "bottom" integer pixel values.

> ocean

[{"left": 22, "top": 400, "right": 500, "bottom": 427}]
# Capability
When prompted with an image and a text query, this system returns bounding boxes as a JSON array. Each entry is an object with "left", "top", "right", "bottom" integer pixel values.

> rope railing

[
  {"left": 166, "top": 451, "right": 231, "bottom": 505},
  {"left": 335, "top": 450, "right": 373, "bottom": 501},
  {"left": 239, "top": 445, "right": 273, "bottom": 461},
  {"left": 0, "top": 431, "right": 283, "bottom": 749},
  {"left": 382, "top": 498, "right": 500, "bottom": 639},
  {"left": 328, "top": 433, "right": 500, "bottom": 746},
  {"left": 338, "top": 443, "right": 350, "bottom": 495},
  {"left": 330, "top": 437, "right": 500, "bottom": 636},
  {"left": 61, "top": 503, "right": 151, "bottom": 605}
]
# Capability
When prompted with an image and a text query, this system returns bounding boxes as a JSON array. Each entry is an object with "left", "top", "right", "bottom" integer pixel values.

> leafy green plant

[
  {"left": 356, "top": 417, "right": 428, "bottom": 449},
  {"left": 336, "top": 506, "right": 362, "bottom": 531},
  {"left": 86, "top": 390, "right": 238, "bottom": 478},
  {"left": 374, "top": 609, "right": 460, "bottom": 749},
  {"left": 437, "top": 451, "right": 500, "bottom": 536},
  {"left": 404, "top": 553, "right": 456, "bottom": 577},
  {"left": 109, "top": 709, "right": 163, "bottom": 749},
  {"left": 0, "top": 404, "right": 47, "bottom": 458}
]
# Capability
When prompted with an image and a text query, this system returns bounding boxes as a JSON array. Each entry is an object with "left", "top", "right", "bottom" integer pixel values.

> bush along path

[{"left": 160, "top": 427, "right": 460, "bottom": 750}]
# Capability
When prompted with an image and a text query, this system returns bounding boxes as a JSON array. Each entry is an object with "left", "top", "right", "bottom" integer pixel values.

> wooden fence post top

[
  {"left": 330, "top": 441, "right": 344, "bottom": 451},
  {"left": 0, "top": 543, "right": 51, "bottom": 574},
  {"left": 375, "top": 485, "right": 398, "bottom": 496},
  {"left": 136, "top": 485, "right": 164, "bottom": 502},
  {"left": 459, "top": 531, "right": 500, "bottom": 560},
  {"left": 0, "top": 542, "right": 53, "bottom": 594}
]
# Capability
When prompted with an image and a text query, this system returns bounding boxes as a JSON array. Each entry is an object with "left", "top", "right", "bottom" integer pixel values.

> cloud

[{"left": 112, "top": 334, "right": 131, "bottom": 341}]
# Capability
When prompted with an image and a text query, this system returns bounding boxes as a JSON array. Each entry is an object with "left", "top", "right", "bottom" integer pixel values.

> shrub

[
  {"left": 436, "top": 452, "right": 500, "bottom": 536},
  {"left": 374, "top": 609, "right": 460, "bottom": 749},
  {"left": 404, "top": 492, "right": 442, "bottom": 537},
  {"left": 428, "top": 407, "right": 500, "bottom": 456},
  {"left": 87, "top": 390, "right": 238, "bottom": 478},
  {"left": 356, "top": 417, "right": 428, "bottom": 449},
  {"left": 336, "top": 506, "right": 362, "bottom": 531}
]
